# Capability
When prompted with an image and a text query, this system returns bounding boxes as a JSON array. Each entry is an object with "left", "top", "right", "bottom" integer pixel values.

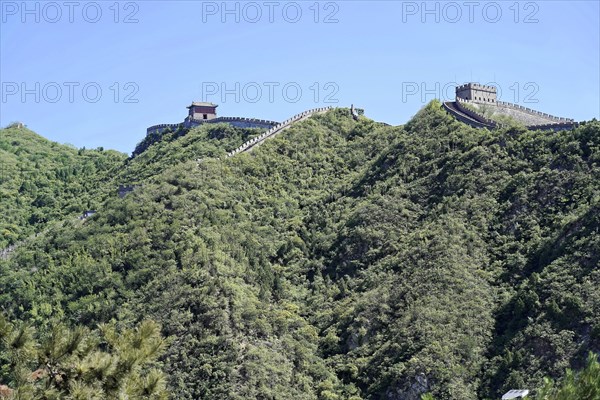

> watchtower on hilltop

[
  {"left": 146, "top": 102, "right": 279, "bottom": 136},
  {"left": 187, "top": 102, "right": 218, "bottom": 121},
  {"left": 443, "top": 82, "right": 576, "bottom": 131},
  {"left": 456, "top": 83, "right": 497, "bottom": 103}
]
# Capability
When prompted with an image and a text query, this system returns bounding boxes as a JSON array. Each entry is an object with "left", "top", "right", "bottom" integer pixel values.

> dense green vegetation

[
  {"left": 1, "top": 102, "right": 599, "bottom": 398},
  {"left": 421, "top": 352, "right": 600, "bottom": 400},
  {"left": 122, "top": 123, "right": 265, "bottom": 183},
  {"left": 538, "top": 351, "right": 600, "bottom": 400},
  {"left": 0, "top": 315, "right": 167, "bottom": 399},
  {"left": 0, "top": 128, "right": 126, "bottom": 248}
]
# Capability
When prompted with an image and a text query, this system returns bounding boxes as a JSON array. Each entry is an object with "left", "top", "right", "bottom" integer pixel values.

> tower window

[{"left": 203, "top": 114, "right": 208, "bottom": 120}]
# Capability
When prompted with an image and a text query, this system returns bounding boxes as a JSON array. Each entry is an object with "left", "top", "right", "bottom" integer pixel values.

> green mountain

[
  {"left": 0, "top": 127, "right": 126, "bottom": 248},
  {"left": 1, "top": 102, "right": 599, "bottom": 399}
]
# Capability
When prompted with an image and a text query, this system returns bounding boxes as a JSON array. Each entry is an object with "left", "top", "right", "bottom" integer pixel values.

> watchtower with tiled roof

[{"left": 187, "top": 102, "right": 218, "bottom": 121}]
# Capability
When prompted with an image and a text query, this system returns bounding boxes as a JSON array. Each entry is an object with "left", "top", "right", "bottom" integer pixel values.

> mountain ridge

[{"left": 1, "top": 101, "right": 599, "bottom": 399}]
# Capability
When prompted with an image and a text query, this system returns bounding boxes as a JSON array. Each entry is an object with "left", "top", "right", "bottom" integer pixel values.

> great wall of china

[
  {"left": 146, "top": 116, "right": 279, "bottom": 136},
  {"left": 443, "top": 83, "right": 578, "bottom": 131},
  {"left": 1, "top": 89, "right": 583, "bottom": 260},
  {"left": 1, "top": 106, "right": 336, "bottom": 260},
  {"left": 3, "top": 86, "right": 582, "bottom": 260},
  {"left": 150, "top": 86, "right": 580, "bottom": 163},
  {"left": 225, "top": 106, "right": 333, "bottom": 157},
  {"left": 149, "top": 83, "right": 577, "bottom": 151}
]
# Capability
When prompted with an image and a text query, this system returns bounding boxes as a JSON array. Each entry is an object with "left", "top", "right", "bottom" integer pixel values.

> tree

[
  {"left": 0, "top": 315, "right": 168, "bottom": 399},
  {"left": 536, "top": 352, "right": 600, "bottom": 400}
]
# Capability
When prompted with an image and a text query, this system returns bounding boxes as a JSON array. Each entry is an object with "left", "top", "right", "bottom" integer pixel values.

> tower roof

[{"left": 187, "top": 102, "right": 218, "bottom": 109}]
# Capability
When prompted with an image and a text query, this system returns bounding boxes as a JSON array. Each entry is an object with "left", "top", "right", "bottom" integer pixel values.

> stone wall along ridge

[{"left": 225, "top": 106, "right": 333, "bottom": 158}]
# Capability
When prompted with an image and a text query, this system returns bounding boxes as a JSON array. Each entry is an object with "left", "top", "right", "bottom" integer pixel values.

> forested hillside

[
  {"left": 0, "top": 128, "right": 126, "bottom": 248},
  {"left": 1, "top": 102, "right": 599, "bottom": 399}
]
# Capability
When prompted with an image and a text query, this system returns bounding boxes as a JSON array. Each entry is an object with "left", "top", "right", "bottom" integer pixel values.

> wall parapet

[
  {"left": 448, "top": 98, "right": 578, "bottom": 131},
  {"left": 456, "top": 83, "right": 496, "bottom": 91},
  {"left": 494, "top": 100, "right": 573, "bottom": 122},
  {"left": 225, "top": 106, "right": 333, "bottom": 158},
  {"left": 527, "top": 121, "right": 579, "bottom": 131},
  {"left": 147, "top": 116, "right": 279, "bottom": 136},
  {"left": 442, "top": 101, "right": 496, "bottom": 129},
  {"left": 455, "top": 84, "right": 572, "bottom": 123},
  {"left": 189, "top": 116, "right": 279, "bottom": 126},
  {"left": 457, "top": 97, "right": 574, "bottom": 125},
  {"left": 455, "top": 98, "right": 502, "bottom": 128},
  {"left": 146, "top": 123, "right": 183, "bottom": 135}
]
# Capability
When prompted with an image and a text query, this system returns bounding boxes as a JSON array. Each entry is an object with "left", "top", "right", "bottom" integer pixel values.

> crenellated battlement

[
  {"left": 189, "top": 116, "right": 279, "bottom": 129},
  {"left": 145, "top": 103, "right": 337, "bottom": 161},
  {"left": 494, "top": 100, "right": 574, "bottom": 122},
  {"left": 456, "top": 83, "right": 496, "bottom": 92},
  {"left": 146, "top": 104, "right": 279, "bottom": 136},
  {"left": 146, "top": 123, "right": 183, "bottom": 135},
  {"left": 447, "top": 83, "right": 577, "bottom": 131},
  {"left": 527, "top": 121, "right": 579, "bottom": 131},
  {"left": 456, "top": 82, "right": 497, "bottom": 103},
  {"left": 455, "top": 97, "right": 501, "bottom": 127},
  {"left": 224, "top": 106, "right": 334, "bottom": 158}
]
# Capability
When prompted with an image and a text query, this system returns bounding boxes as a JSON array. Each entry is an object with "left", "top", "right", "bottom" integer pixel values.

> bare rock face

[
  {"left": 1, "top": 244, "right": 19, "bottom": 260},
  {"left": 386, "top": 374, "right": 430, "bottom": 400},
  {"left": 346, "top": 331, "right": 360, "bottom": 351}
]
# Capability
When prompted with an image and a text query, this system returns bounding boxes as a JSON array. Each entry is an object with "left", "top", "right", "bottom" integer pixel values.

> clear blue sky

[{"left": 1, "top": 0, "right": 599, "bottom": 153}]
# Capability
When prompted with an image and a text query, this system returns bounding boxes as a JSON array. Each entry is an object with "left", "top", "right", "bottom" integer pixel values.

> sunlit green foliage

[
  {"left": 537, "top": 352, "right": 600, "bottom": 400},
  {"left": 1, "top": 103, "right": 599, "bottom": 399},
  {"left": 0, "top": 127, "right": 126, "bottom": 248},
  {"left": 0, "top": 314, "right": 167, "bottom": 399}
]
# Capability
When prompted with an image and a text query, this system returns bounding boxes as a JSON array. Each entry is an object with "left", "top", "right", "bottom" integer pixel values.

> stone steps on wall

[
  {"left": 442, "top": 102, "right": 496, "bottom": 129},
  {"left": 224, "top": 106, "right": 334, "bottom": 158}
]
